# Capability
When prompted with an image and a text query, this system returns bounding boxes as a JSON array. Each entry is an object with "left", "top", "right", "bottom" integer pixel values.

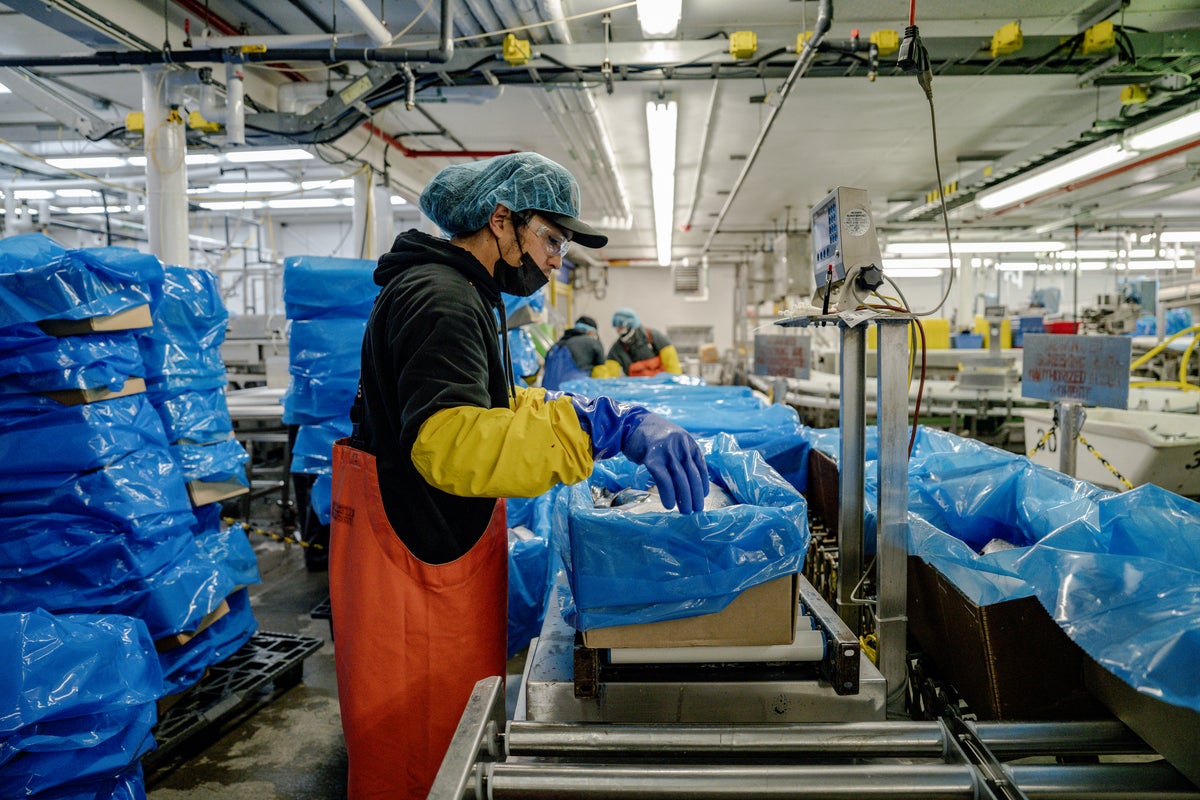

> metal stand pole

[
  {"left": 837, "top": 324, "right": 867, "bottom": 632},
  {"left": 876, "top": 319, "right": 910, "bottom": 716},
  {"left": 1058, "top": 400, "right": 1083, "bottom": 477}
]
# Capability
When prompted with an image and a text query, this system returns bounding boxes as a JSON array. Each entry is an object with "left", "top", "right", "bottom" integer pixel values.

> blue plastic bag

[
  {"left": 158, "top": 588, "right": 258, "bottom": 696},
  {"left": 137, "top": 266, "right": 228, "bottom": 391},
  {"left": 508, "top": 327, "right": 541, "bottom": 380},
  {"left": 170, "top": 437, "right": 250, "bottom": 484},
  {"left": 291, "top": 418, "right": 352, "bottom": 474},
  {"left": 151, "top": 386, "right": 235, "bottom": 445},
  {"left": 555, "top": 434, "right": 809, "bottom": 631},
  {"left": 0, "top": 234, "right": 163, "bottom": 328},
  {"left": 508, "top": 531, "right": 550, "bottom": 658},
  {"left": 0, "top": 324, "right": 144, "bottom": 395},
  {"left": 283, "top": 255, "right": 378, "bottom": 320},
  {"left": 1015, "top": 484, "right": 1200, "bottom": 713}
]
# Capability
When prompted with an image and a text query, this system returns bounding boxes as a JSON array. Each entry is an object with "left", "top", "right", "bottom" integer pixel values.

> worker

[
  {"left": 606, "top": 306, "right": 683, "bottom": 376},
  {"left": 541, "top": 315, "right": 613, "bottom": 389},
  {"left": 328, "top": 151, "right": 709, "bottom": 800}
]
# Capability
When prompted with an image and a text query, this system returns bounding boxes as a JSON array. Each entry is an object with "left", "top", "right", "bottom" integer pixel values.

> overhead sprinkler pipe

[
  {"left": 337, "top": 0, "right": 394, "bottom": 46},
  {"left": 701, "top": 0, "right": 833, "bottom": 256}
]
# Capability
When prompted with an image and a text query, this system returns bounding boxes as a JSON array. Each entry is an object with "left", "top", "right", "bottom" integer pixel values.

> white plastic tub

[{"left": 1022, "top": 406, "right": 1200, "bottom": 496}]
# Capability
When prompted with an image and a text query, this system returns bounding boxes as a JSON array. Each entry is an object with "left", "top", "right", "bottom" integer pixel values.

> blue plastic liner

[
  {"left": 1014, "top": 484, "right": 1200, "bottom": 713},
  {"left": 170, "top": 437, "right": 251, "bottom": 485},
  {"left": 0, "top": 392, "right": 171, "bottom": 491},
  {"left": 151, "top": 386, "right": 235, "bottom": 445},
  {"left": 32, "top": 760, "right": 145, "bottom": 800},
  {"left": 508, "top": 531, "right": 550, "bottom": 658},
  {"left": 195, "top": 526, "right": 262, "bottom": 588},
  {"left": 0, "top": 610, "right": 162, "bottom": 733},
  {"left": 0, "top": 324, "right": 144, "bottom": 395},
  {"left": 281, "top": 372, "right": 359, "bottom": 426},
  {"left": 509, "top": 327, "right": 540, "bottom": 380},
  {"left": 555, "top": 434, "right": 809, "bottom": 631},
  {"left": 282, "top": 255, "right": 377, "bottom": 320},
  {"left": 287, "top": 317, "right": 367, "bottom": 376},
  {"left": 311, "top": 472, "right": 332, "bottom": 525},
  {"left": 291, "top": 418, "right": 352, "bottom": 474},
  {"left": 561, "top": 374, "right": 733, "bottom": 400},
  {"left": 0, "top": 234, "right": 163, "bottom": 328},
  {"left": 158, "top": 587, "right": 258, "bottom": 696},
  {"left": 138, "top": 266, "right": 228, "bottom": 391},
  {"left": 503, "top": 288, "right": 544, "bottom": 319}
]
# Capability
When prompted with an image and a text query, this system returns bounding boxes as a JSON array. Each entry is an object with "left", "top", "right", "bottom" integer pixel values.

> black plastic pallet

[
  {"left": 310, "top": 594, "right": 334, "bottom": 640},
  {"left": 144, "top": 630, "right": 324, "bottom": 780}
]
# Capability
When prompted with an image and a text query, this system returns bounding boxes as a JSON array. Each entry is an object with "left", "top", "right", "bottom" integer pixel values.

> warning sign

[
  {"left": 753, "top": 333, "right": 811, "bottom": 379},
  {"left": 1021, "top": 334, "right": 1130, "bottom": 408}
]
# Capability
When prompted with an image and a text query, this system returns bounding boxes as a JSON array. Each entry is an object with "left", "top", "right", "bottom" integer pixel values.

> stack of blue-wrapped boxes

[
  {"left": 0, "top": 233, "right": 262, "bottom": 795},
  {"left": 281, "top": 255, "right": 377, "bottom": 571}
]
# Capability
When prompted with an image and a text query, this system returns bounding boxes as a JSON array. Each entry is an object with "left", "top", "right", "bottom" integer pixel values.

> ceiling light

[
  {"left": 882, "top": 258, "right": 959, "bottom": 270},
  {"left": 646, "top": 99, "right": 678, "bottom": 267},
  {"left": 390, "top": 195, "right": 408, "bottom": 205},
  {"left": 225, "top": 148, "right": 313, "bottom": 163},
  {"left": 199, "top": 200, "right": 264, "bottom": 211},
  {"left": 883, "top": 267, "right": 943, "bottom": 278},
  {"left": 1126, "top": 107, "right": 1200, "bottom": 152},
  {"left": 995, "top": 262, "right": 1041, "bottom": 271},
  {"left": 55, "top": 188, "right": 96, "bottom": 198},
  {"left": 13, "top": 189, "right": 54, "bottom": 200},
  {"left": 301, "top": 178, "right": 355, "bottom": 191},
  {"left": 213, "top": 181, "right": 299, "bottom": 193},
  {"left": 45, "top": 155, "right": 126, "bottom": 170},
  {"left": 976, "top": 145, "right": 1128, "bottom": 210},
  {"left": 127, "top": 154, "right": 218, "bottom": 167},
  {"left": 0, "top": 82, "right": 9, "bottom": 94},
  {"left": 1058, "top": 249, "right": 1119, "bottom": 259},
  {"left": 637, "top": 0, "right": 681, "bottom": 38},
  {"left": 1160, "top": 231, "right": 1200, "bottom": 243},
  {"left": 1128, "top": 259, "right": 1196, "bottom": 270},
  {"left": 267, "top": 198, "right": 342, "bottom": 209},
  {"left": 887, "top": 241, "right": 1064, "bottom": 255},
  {"left": 64, "top": 205, "right": 125, "bottom": 215}
]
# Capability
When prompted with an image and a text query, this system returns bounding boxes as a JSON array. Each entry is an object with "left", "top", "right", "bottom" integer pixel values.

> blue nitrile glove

[{"left": 550, "top": 391, "right": 708, "bottom": 514}]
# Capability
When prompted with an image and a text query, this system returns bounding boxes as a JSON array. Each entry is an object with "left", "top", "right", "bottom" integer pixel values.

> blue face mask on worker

[{"left": 492, "top": 214, "right": 553, "bottom": 297}]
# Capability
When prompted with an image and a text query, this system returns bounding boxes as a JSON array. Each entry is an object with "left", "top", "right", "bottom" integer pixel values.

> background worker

[
  {"left": 606, "top": 306, "right": 683, "bottom": 377},
  {"left": 328, "top": 152, "right": 708, "bottom": 799},
  {"left": 541, "top": 315, "right": 615, "bottom": 389}
]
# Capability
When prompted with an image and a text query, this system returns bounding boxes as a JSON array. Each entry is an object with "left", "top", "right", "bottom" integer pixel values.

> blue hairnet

[
  {"left": 612, "top": 307, "right": 640, "bottom": 328},
  {"left": 419, "top": 152, "right": 583, "bottom": 237}
]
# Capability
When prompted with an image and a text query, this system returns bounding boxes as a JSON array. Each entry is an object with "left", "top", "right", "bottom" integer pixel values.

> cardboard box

[
  {"left": 907, "top": 555, "right": 1106, "bottom": 720},
  {"left": 187, "top": 478, "right": 250, "bottom": 506},
  {"left": 155, "top": 599, "right": 231, "bottom": 653},
  {"left": 42, "top": 376, "right": 146, "bottom": 406},
  {"left": 37, "top": 304, "right": 153, "bottom": 336},
  {"left": 581, "top": 573, "right": 799, "bottom": 650},
  {"left": 698, "top": 343, "right": 720, "bottom": 363}
]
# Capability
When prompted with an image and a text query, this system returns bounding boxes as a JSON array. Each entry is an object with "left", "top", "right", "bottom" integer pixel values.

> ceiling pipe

[
  {"left": 1029, "top": 170, "right": 1200, "bottom": 235},
  {"left": 701, "top": 0, "right": 833, "bottom": 256},
  {"left": 682, "top": 80, "right": 721, "bottom": 233},
  {"left": 364, "top": 122, "right": 517, "bottom": 159},
  {"left": 337, "top": 0, "right": 394, "bottom": 46}
]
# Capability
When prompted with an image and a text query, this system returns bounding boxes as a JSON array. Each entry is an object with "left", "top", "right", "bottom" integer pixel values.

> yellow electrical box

[
  {"left": 1082, "top": 20, "right": 1115, "bottom": 55},
  {"left": 1120, "top": 84, "right": 1149, "bottom": 105},
  {"left": 870, "top": 29, "right": 900, "bottom": 56},
  {"left": 796, "top": 30, "right": 814, "bottom": 52},
  {"left": 502, "top": 33, "right": 531, "bottom": 66},
  {"left": 240, "top": 43, "right": 268, "bottom": 53},
  {"left": 990, "top": 21, "right": 1023, "bottom": 58},
  {"left": 187, "top": 110, "right": 220, "bottom": 133},
  {"left": 125, "top": 111, "right": 144, "bottom": 133},
  {"left": 729, "top": 31, "right": 758, "bottom": 60}
]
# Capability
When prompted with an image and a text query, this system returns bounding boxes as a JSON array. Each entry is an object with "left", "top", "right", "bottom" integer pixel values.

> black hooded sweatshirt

[{"left": 351, "top": 230, "right": 511, "bottom": 564}]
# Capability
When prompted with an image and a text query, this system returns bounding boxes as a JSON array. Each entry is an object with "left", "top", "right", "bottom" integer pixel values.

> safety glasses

[{"left": 515, "top": 212, "right": 572, "bottom": 257}]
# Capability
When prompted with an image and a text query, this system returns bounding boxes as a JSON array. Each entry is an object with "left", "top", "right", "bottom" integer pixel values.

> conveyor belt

[{"left": 430, "top": 676, "right": 1200, "bottom": 800}]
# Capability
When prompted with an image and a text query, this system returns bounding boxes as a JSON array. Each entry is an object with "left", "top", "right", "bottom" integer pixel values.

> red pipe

[
  {"left": 986, "top": 136, "right": 1200, "bottom": 218},
  {"left": 172, "top": 0, "right": 308, "bottom": 82},
  {"left": 363, "top": 122, "right": 518, "bottom": 159}
]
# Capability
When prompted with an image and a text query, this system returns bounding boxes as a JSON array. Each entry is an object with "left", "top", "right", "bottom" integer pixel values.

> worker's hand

[{"left": 620, "top": 413, "right": 709, "bottom": 514}]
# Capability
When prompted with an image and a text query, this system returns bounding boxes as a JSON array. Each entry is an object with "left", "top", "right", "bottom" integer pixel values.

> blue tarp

[
  {"left": 0, "top": 324, "right": 144, "bottom": 395},
  {"left": 555, "top": 434, "right": 809, "bottom": 631},
  {"left": 282, "top": 255, "right": 377, "bottom": 321},
  {"left": 138, "top": 266, "right": 227, "bottom": 392}
]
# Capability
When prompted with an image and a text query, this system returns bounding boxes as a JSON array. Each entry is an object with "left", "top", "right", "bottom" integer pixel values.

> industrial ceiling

[{"left": 0, "top": 0, "right": 1198, "bottom": 267}]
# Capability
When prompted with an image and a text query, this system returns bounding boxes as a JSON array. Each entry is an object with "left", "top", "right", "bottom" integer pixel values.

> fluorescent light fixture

[
  {"left": 127, "top": 154, "right": 219, "bottom": 167},
  {"left": 884, "top": 268, "right": 943, "bottom": 278},
  {"left": 55, "top": 188, "right": 96, "bottom": 198},
  {"left": 1058, "top": 249, "right": 1120, "bottom": 259},
  {"left": 225, "top": 148, "right": 313, "bottom": 163},
  {"left": 882, "top": 258, "right": 959, "bottom": 270},
  {"left": 1161, "top": 231, "right": 1200, "bottom": 243},
  {"left": 45, "top": 155, "right": 126, "bottom": 170},
  {"left": 1128, "top": 259, "right": 1196, "bottom": 270},
  {"left": 390, "top": 195, "right": 408, "bottom": 205},
  {"left": 886, "top": 241, "right": 1065, "bottom": 255},
  {"left": 267, "top": 197, "right": 341, "bottom": 209},
  {"left": 1126, "top": 108, "right": 1200, "bottom": 151},
  {"left": 1077, "top": 262, "right": 1109, "bottom": 271},
  {"left": 637, "top": 0, "right": 681, "bottom": 37},
  {"left": 64, "top": 205, "right": 125, "bottom": 214},
  {"left": 995, "top": 262, "right": 1041, "bottom": 272},
  {"left": 199, "top": 200, "right": 264, "bottom": 211},
  {"left": 0, "top": 82, "right": 9, "bottom": 94},
  {"left": 13, "top": 189, "right": 54, "bottom": 200},
  {"left": 213, "top": 181, "right": 299, "bottom": 194},
  {"left": 976, "top": 145, "right": 1128, "bottom": 210},
  {"left": 646, "top": 99, "right": 678, "bottom": 267},
  {"left": 301, "top": 178, "right": 355, "bottom": 191}
]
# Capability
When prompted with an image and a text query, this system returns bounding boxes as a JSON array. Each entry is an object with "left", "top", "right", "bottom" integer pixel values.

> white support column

[
  {"left": 141, "top": 65, "right": 191, "bottom": 267},
  {"left": 352, "top": 170, "right": 391, "bottom": 260}
]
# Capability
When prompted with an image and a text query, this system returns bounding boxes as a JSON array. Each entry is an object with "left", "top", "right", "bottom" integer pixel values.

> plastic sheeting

[
  {"left": 0, "top": 324, "right": 144, "bottom": 395},
  {"left": 0, "top": 610, "right": 160, "bottom": 797},
  {"left": 0, "top": 392, "right": 172, "bottom": 492},
  {"left": 159, "top": 587, "right": 258, "bottom": 695},
  {"left": 170, "top": 437, "right": 251, "bottom": 485},
  {"left": 1015, "top": 485, "right": 1200, "bottom": 713},
  {"left": 555, "top": 434, "right": 809, "bottom": 631},
  {"left": 508, "top": 530, "right": 550, "bottom": 658},
  {"left": 0, "top": 234, "right": 163, "bottom": 327},
  {"left": 153, "top": 387, "right": 235, "bottom": 445},
  {"left": 509, "top": 326, "right": 540, "bottom": 380},
  {"left": 138, "top": 266, "right": 227, "bottom": 392},
  {"left": 282, "top": 255, "right": 378, "bottom": 320}
]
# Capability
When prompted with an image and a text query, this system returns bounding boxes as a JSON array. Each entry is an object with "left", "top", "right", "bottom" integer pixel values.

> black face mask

[{"left": 493, "top": 231, "right": 550, "bottom": 297}]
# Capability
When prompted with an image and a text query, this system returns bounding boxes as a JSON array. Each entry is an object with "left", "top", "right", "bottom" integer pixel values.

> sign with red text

[
  {"left": 753, "top": 333, "right": 811, "bottom": 379},
  {"left": 1021, "top": 334, "right": 1130, "bottom": 409}
]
